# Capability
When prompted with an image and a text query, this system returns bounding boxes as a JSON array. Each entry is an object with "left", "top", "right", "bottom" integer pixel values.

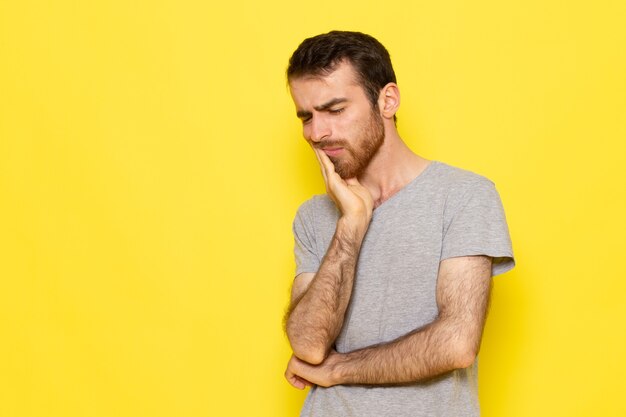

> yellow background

[{"left": 1, "top": 1, "right": 625, "bottom": 416}]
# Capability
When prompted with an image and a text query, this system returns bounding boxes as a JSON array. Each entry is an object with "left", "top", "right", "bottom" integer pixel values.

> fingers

[
  {"left": 295, "top": 375, "right": 313, "bottom": 389},
  {"left": 314, "top": 148, "right": 337, "bottom": 184},
  {"left": 285, "top": 358, "right": 314, "bottom": 390},
  {"left": 286, "top": 372, "right": 306, "bottom": 389},
  {"left": 284, "top": 361, "right": 301, "bottom": 389},
  {"left": 316, "top": 148, "right": 335, "bottom": 173},
  {"left": 312, "top": 149, "right": 372, "bottom": 222},
  {"left": 302, "top": 377, "right": 313, "bottom": 386}
]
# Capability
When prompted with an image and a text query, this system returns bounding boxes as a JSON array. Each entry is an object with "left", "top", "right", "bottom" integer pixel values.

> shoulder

[
  {"left": 430, "top": 161, "right": 496, "bottom": 192},
  {"left": 292, "top": 194, "right": 341, "bottom": 245},
  {"left": 429, "top": 162, "right": 502, "bottom": 213},
  {"left": 294, "top": 194, "right": 339, "bottom": 223}
]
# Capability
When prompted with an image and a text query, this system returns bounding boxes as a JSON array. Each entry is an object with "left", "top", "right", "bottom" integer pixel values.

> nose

[{"left": 306, "top": 116, "right": 331, "bottom": 143}]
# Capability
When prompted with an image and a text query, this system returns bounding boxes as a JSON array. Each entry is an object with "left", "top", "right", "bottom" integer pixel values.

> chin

[{"left": 336, "top": 164, "right": 365, "bottom": 179}]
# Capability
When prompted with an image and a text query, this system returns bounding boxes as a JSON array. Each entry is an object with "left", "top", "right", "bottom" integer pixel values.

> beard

[{"left": 321, "top": 109, "right": 385, "bottom": 179}]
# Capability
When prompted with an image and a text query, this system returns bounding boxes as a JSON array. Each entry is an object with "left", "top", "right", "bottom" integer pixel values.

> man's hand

[
  {"left": 284, "top": 354, "right": 314, "bottom": 390},
  {"left": 285, "top": 350, "right": 344, "bottom": 389},
  {"left": 314, "top": 149, "right": 373, "bottom": 235}
]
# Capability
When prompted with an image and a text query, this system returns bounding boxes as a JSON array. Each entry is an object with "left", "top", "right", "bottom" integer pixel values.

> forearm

[
  {"left": 286, "top": 217, "right": 365, "bottom": 364},
  {"left": 334, "top": 317, "right": 477, "bottom": 385},
  {"left": 331, "top": 256, "right": 491, "bottom": 385}
]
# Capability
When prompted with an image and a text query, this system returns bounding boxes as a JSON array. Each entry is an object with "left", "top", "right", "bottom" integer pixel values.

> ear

[{"left": 378, "top": 83, "right": 400, "bottom": 119}]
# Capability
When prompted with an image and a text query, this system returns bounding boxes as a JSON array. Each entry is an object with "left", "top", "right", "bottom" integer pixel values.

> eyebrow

[{"left": 296, "top": 97, "right": 348, "bottom": 119}]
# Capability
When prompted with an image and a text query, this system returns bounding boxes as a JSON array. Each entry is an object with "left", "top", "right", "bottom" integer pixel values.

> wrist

[
  {"left": 337, "top": 215, "right": 370, "bottom": 241},
  {"left": 329, "top": 352, "right": 351, "bottom": 386}
]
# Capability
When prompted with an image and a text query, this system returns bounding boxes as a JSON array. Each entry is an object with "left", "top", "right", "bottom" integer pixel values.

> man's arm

[
  {"left": 285, "top": 255, "right": 493, "bottom": 387},
  {"left": 285, "top": 149, "right": 373, "bottom": 365},
  {"left": 285, "top": 217, "right": 367, "bottom": 365}
]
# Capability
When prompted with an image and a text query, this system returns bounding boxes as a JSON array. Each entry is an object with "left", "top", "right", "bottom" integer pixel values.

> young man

[{"left": 284, "top": 31, "right": 515, "bottom": 417}]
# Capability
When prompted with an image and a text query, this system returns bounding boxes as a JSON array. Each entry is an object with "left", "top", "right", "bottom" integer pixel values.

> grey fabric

[{"left": 292, "top": 161, "right": 515, "bottom": 417}]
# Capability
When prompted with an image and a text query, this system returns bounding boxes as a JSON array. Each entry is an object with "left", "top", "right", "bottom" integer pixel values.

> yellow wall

[{"left": 1, "top": 1, "right": 625, "bottom": 416}]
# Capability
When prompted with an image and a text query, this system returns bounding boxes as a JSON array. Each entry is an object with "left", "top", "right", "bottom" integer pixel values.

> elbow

[
  {"left": 288, "top": 337, "right": 328, "bottom": 365},
  {"left": 452, "top": 342, "right": 479, "bottom": 369},
  {"left": 296, "top": 348, "right": 327, "bottom": 365},
  {"left": 456, "top": 350, "right": 478, "bottom": 369}
]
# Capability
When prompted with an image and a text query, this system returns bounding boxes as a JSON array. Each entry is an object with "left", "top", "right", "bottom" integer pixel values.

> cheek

[
  {"left": 344, "top": 110, "right": 368, "bottom": 130},
  {"left": 334, "top": 118, "right": 354, "bottom": 140}
]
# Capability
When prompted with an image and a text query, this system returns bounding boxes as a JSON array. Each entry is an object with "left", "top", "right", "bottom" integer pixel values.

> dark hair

[{"left": 287, "top": 31, "right": 397, "bottom": 118}]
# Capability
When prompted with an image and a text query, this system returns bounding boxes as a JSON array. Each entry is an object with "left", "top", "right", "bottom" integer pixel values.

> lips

[{"left": 322, "top": 147, "right": 343, "bottom": 157}]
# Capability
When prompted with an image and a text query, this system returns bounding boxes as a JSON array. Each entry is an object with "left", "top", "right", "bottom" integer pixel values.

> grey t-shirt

[{"left": 292, "top": 161, "right": 515, "bottom": 417}]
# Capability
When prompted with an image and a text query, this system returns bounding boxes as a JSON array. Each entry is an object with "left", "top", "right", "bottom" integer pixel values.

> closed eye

[{"left": 329, "top": 108, "right": 344, "bottom": 114}]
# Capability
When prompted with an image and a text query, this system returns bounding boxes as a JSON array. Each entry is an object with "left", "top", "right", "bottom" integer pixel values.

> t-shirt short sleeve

[
  {"left": 292, "top": 202, "right": 321, "bottom": 277},
  {"left": 441, "top": 178, "right": 515, "bottom": 276}
]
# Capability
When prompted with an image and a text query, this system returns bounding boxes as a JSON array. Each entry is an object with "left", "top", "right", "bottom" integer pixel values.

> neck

[{"left": 358, "top": 129, "right": 431, "bottom": 208}]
